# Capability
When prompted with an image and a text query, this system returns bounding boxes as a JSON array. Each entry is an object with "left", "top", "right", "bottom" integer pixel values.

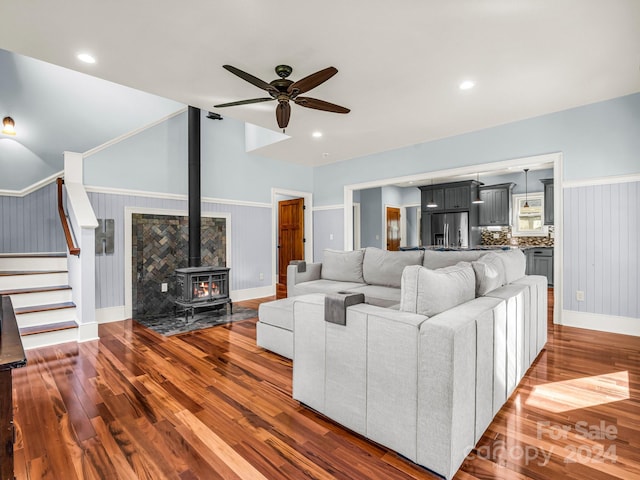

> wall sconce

[{"left": 2, "top": 117, "right": 16, "bottom": 136}]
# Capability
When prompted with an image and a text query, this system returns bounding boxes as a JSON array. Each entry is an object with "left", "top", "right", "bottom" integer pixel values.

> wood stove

[{"left": 174, "top": 266, "right": 232, "bottom": 320}]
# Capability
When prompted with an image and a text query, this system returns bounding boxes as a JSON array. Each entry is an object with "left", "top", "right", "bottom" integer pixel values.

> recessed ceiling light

[
  {"left": 459, "top": 80, "right": 475, "bottom": 90},
  {"left": 77, "top": 53, "right": 96, "bottom": 64},
  {"left": 312, "top": 131, "right": 323, "bottom": 138}
]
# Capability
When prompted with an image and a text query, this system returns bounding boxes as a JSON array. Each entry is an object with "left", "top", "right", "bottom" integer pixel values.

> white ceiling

[{"left": 1, "top": 0, "right": 639, "bottom": 168}]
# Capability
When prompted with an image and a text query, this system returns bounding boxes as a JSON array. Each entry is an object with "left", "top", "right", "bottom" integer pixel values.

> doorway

[
  {"left": 277, "top": 197, "right": 304, "bottom": 297},
  {"left": 385, "top": 206, "right": 401, "bottom": 251}
]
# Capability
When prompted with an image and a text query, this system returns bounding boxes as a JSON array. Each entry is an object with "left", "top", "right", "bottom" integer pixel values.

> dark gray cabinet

[
  {"left": 444, "top": 185, "right": 470, "bottom": 210},
  {"left": 525, "top": 247, "right": 553, "bottom": 286},
  {"left": 478, "top": 183, "right": 514, "bottom": 226},
  {"left": 540, "top": 178, "right": 554, "bottom": 225},
  {"left": 420, "top": 181, "right": 477, "bottom": 212}
]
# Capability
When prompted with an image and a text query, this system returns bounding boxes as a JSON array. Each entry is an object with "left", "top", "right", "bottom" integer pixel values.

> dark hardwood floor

[{"left": 12, "top": 291, "right": 640, "bottom": 479}]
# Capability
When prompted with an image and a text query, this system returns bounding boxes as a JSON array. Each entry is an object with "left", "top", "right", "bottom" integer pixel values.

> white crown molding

[
  {"left": 83, "top": 107, "right": 188, "bottom": 159},
  {"left": 84, "top": 184, "right": 271, "bottom": 208},
  {"left": 563, "top": 173, "right": 640, "bottom": 188},
  {"left": 0, "top": 170, "right": 63, "bottom": 197}
]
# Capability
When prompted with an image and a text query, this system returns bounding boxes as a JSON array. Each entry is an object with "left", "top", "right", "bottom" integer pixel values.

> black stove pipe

[{"left": 188, "top": 106, "right": 201, "bottom": 268}]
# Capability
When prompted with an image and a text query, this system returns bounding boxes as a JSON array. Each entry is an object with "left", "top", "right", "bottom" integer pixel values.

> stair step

[
  {"left": 0, "top": 271, "right": 69, "bottom": 290},
  {"left": 0, "top": 252, "right": 66, "bottom": 258},
  {"left": 19, "top": 320, "right": 79, "bottom": 336},
  {"left": 0, "top": 285, "right": 71, "bottom": 296},
  {"left": 0, "top": 270, "right": 67, "bottom": 276},
  {"left": 14, "top": 301, "right": 76, "bottom": 315},
  {"left": 0, "top": 253, "right": 68, "bottom": 272}
]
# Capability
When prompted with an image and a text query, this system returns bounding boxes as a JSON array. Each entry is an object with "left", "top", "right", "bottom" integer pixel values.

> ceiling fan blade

[
  {"left": 294, "top": 97, "right": 350, "bottom": 114},
  {"left": 223, "top": 65, "right": 277, "bottom": 93},
  {"left": 276, "top": 101, "right": 291, "bottom": 129},
  {"left": 213, "top": 98, "right": 274, "bottom": 108},
  {"left": 288, "top": 67, "right": 338, "bottom": 96}
]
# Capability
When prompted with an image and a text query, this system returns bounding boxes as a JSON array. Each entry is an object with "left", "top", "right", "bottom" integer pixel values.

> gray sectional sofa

[{"left": 256, "top": 247, "right": 547, "bottom": 479}]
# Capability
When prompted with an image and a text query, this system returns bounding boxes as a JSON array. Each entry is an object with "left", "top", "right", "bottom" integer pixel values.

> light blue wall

[
  {"left": 479, "top": 168, "right": 554, "bottom": 194},
  {"left": 360, "top": 188, "right": 382, "bottom": 248},
  {"left": 405, "top": 206, "right": 420, "bottom": 248},
  {"left": 89, "top": 191, "right": 272, "bottom": 309},
  {"left": 313, "top": 209, "right": 344, "bottom": 261},
  {"left": 85, "top": 111, "right": 313, "bottom": 204},
  {"left": 313, "top": 93, "right": 640, "bottom": 206},
  {"left": 0, "top": 181, "right": 66, "bottom": 253},
  {"left": 563, "top": 182, "right": 639, "bottom": 319}
]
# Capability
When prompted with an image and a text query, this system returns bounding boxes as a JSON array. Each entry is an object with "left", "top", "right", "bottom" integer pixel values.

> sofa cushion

[
  {"left": 472, "top": 252, "right": 506, "bottom": 296},
  {"left": 289, "top": 279, "right": 367, "bottom": 297},
  {"left": 348, "top": 284, "right": 402, "bottom": 308},
  {"left": 321, "top": 249, "right": 365, "bottom": 283},
  {"left": 362, "top": 247, "right": 424, "bottom": 288},
  {"left": 400, "top": 263, "right": 476, "bottom": 316},
  {"left": 497, "top": 249, "right": 527, "bottom": 283},
  {"left": 422, "top": 250, "right": 491, "bottom": 270}
]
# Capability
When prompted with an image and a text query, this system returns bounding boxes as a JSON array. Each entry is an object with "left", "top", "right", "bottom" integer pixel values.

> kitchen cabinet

[
  {"left": 420, "top": 181, "right": 477, "bottom": 213},
  {"left": 478, "top": 183, "right": 514, "bottom": 226},
  {"left": 525, "top": 247, "right": 553, "bottom": 286},
  {"left": 540, "top": 179, "right": 554, "bottom": 225},
  {"left": 444, "top": 185, "right": 470, "bottom": 210},
  {"left": 420, "top": 187, "right": 445, "bottom": 212}
]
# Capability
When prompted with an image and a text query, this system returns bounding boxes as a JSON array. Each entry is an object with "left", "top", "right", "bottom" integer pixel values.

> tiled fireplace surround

[{"left": 131, "top": 213, "right": 227, "bottom": 318}]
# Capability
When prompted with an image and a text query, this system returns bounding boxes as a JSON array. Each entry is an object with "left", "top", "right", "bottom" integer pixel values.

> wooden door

[
  {"left": 386, "top": 207, "right": 401, "bottom": 251},
  {"left": 278, "top": 198, "right": 305, "bottom": 288}
]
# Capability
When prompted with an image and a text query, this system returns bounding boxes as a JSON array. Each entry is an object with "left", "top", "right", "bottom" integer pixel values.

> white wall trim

[
  {"left": 78, "top": 322, "right": 100, "bottom": 342},
  {"left": 83, "top": 107, "right": 187, "bottom": 158},
  {"left": 124, "top": 207, "right": 232, "bottom": 319},
  {"left": 96, "top": 305, "right": 128, "bottom": 324},
  {"left": 85, "top": 184, "right": 271, "bottom": 208},
  {"left": 313, "top": 204, "right": 344, "bottom": 211},
  {"left": 561, "top": 310, "right": 640, "bottom": 337},
  {"left": 563, "top": 173, "right": 640, "bottom": 188},
  {"left": 271, "top": 188, "right": 313, "bottom": 283},
  {"left": 230, "top": 285, "right": 276, "bottom": 302},
  {"left": 0, "top": 170, "right": 63, "bottom": 197}
]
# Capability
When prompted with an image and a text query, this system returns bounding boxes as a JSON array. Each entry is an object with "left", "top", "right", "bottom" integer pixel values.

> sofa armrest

[{"left": 287, "top": 262, "right": 321, "bottom": 292}]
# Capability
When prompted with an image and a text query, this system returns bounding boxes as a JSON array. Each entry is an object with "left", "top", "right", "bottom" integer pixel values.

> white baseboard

[
  {"left": 561, "top": 310, "right": 640, "bottom": 337},
  {"left": 230, "top": 285, "right": 275, "bottom": 302},
  {"left": 78, "top": 322, "right": 100, "bottom": 342},
  {"left": 96, "top": 306, "right": 128, "bottom": 324}
]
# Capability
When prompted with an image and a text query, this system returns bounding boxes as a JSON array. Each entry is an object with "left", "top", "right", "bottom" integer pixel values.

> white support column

[{"left": 64, "top": 151, "right": 99, "bottom": 342}]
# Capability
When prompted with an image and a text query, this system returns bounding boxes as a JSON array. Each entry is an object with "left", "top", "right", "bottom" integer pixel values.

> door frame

[
  {"left": 271, "top": 188, "right": 313, "bottom": 288},
  {"left": 343, "top": 152, "right": 563, "bottom": 325}
]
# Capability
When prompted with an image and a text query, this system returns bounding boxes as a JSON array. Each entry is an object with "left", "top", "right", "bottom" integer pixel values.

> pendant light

[
  {"left": 523, "top": 168, "right": 530, "bottom": 208},
  {"left": 472, "top": 173, "right": 484, "bottom": 204},
  {"left": 2, "top": 116, "right": 16, "bottom": 136},
  {"left": 426, "top": 179, "right": 438, "bottom": 208}
]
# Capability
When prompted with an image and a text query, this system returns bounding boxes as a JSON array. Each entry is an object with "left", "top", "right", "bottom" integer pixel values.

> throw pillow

[
  {"left": 321, "top": 249, "right": 365, "bottom": 283},
  {"left": 498, "top": 249, "right": 527, "bottom": 283},
  {"left": 362, "top": 247, "right": 424, "bottom": 288},
  {"left": 472, "top": 252, "right": 506, "bottom": 296},
  {"left": 400, "top": 262, "right": 476, "bottom": 317}
]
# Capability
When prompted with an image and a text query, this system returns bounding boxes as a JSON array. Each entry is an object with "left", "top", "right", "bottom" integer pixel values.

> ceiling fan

[{"left": 214, "top": 64, "right": 350, "bottom": 131}]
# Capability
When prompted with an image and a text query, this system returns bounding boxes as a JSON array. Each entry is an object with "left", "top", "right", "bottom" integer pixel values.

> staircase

[{"left": 0, "top": 253, "right": 78, "bottom": 349}]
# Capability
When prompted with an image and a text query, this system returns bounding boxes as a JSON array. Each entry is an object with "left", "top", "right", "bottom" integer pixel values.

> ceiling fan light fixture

[
  {"left": 77, "top": 53, "right": 96, "bottom": 64},
  {"left": 2, "top": 116, "right": 16, "bottom": 136},
  {"left": 459, "top": 80, "right": 475, "bottom": 90}
]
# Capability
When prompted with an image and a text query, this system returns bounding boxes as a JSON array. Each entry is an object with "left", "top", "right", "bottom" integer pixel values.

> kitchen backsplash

[{"left": 481, "top": 226, "right": 554, "bottom": 247}]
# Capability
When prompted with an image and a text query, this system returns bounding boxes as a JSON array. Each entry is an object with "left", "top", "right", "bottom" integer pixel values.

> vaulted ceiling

[{"left": 1, "top": 0, "right": 639, "bottom": 174}]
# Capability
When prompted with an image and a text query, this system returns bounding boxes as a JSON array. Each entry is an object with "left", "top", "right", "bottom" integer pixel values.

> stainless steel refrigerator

[{"left": 423, "top": 212, "right": 469, "bottom": 248}]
